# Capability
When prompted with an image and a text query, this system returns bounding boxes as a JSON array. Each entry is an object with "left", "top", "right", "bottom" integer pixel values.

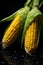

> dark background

[
  {"left": 0, "top": 0, "right": 43, "bottom": 20},
  {"left": 0, "top": 0, "right": 26, "bottom": 20},
  {"left": 0, "top": 0, "right": 43, "bottom": 65}
]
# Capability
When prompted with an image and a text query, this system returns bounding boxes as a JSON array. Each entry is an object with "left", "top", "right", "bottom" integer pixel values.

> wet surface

[{"left": 0, "top": 38, "right": 43, "bottom": 65}]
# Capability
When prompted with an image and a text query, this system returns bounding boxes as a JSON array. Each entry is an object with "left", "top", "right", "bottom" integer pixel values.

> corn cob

[
  {"left": 24, "top": 18, "right": 38, "bottom": 54},
  {"left": 24, "top": 0, "right": 43, "bottom": 54},
  {"left": 2, "top": 6, "right": 29, "bottom": 48},
  {"left": 2, "top": 15, "right": 20, "bottom": 48},
  {"left": 21, "top": 7, "right": 42, "bottom": 55}
]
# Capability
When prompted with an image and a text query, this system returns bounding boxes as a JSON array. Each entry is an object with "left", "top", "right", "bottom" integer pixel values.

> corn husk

[{"left": 21, "top": 7, "right": 43, "bottom": 55}]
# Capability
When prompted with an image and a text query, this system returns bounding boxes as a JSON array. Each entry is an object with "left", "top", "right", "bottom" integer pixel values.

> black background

[
  {"left": 0, "top": 0, "right": 26, "bottom": 20},
  {"left": 0, "top": 0, "right": 43, "bottom": 65}
]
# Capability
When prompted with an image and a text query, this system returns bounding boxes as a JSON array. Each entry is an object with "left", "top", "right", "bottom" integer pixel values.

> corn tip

[{"left": 25, "top": 47, "right": 31, "bottom": 56}]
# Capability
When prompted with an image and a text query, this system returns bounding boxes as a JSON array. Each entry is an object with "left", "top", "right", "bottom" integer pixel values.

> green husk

[
  {"left": 17, "top": 6, "right": 30, "bottom": 40},
  {"left": 0, "top": 0, "right": 32, "bottom": 23},
  {"left": 21, "top": 7, "right": 42, "bottom": 47},
  {"left": 39, "top": 1, "right": 43, "bottom": 8},
  {"left": 24, "top": 0, "right": 31, "bottom": 6},
  {"left": 32, "top": 0, "right": 43, "bottom": 8},
  {"left": 32, "top": 0, "right": 39, "bottom": 7},
  {"left": 37, "top": 14, "right": 43, "bottom": 45},
  {"left": 15, "top": 6, "right": 30, "bottom": 35},
  {"left": 0, "top": 8, "right": 23, "bottom": 23}
]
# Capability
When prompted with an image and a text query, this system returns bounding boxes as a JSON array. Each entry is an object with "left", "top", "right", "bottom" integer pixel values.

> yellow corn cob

[
  {"left": 2, "top": 15, "right": 20, "bottom": 48},
  {"left": 24, "top": 18, "right": 38, "bottom": 54}
]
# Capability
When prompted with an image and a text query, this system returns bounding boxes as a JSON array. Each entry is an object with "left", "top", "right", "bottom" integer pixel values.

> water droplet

[
  {"left": 14, "top": 57, "right": 17, "bottom": 60},
  {"left": 14, "top": 51, "right": 16, "bottom": 53},
  {"left": 36, "top": 61, "right": 39, "bottom": 64},
  {"left": 9, "top": 56, "right": 12, "bottom": 58},
  {"left": 2, "top": 61, "right": 5, "bottom": 64},
  {"left": 21, "top": 55, "right": 24, "bottom": 58}
]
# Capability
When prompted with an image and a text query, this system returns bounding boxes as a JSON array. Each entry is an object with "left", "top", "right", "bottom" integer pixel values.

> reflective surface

[{"left": 1, "top": 38, "right": 43, "bottom": 65}]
